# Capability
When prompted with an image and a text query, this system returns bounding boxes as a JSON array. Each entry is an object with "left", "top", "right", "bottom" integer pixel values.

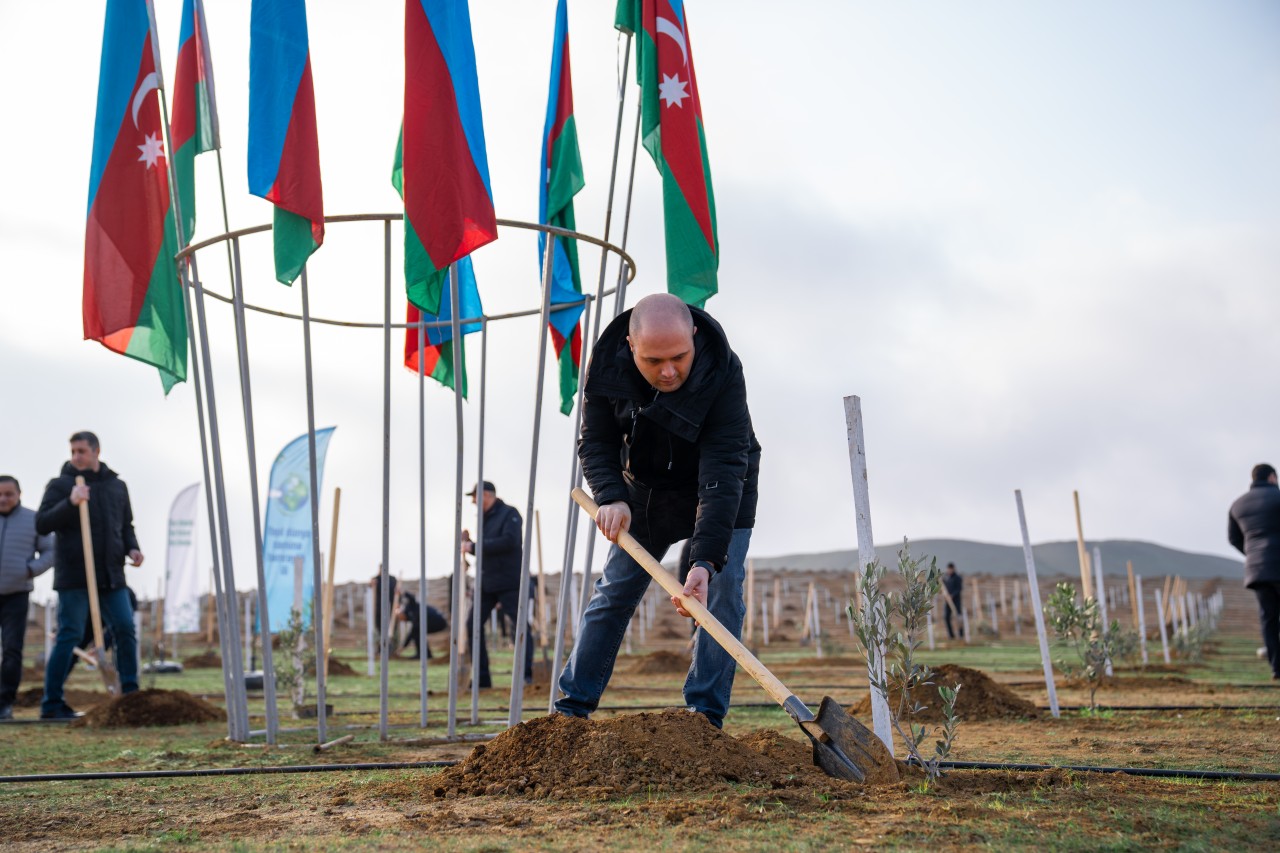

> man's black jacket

[
  {"left": 578, "top": 306, "right": 760, "bottom": 570},
  {"left": 36, "top": 461, "right": 139, "bottom": 591},
  {"left": 943, "top": 571, "right": 964, "bottom": 607},
  {"left": 476, "top": 499, "right": 524, "bottom": 594},
  {"left": 1228, "top": 481, "right": 1280, "bottom": 588}
]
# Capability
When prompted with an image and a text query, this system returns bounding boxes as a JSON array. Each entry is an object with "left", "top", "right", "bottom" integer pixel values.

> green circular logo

[{"left": 279, "top": 473, "right": 309, "bottom": 513}]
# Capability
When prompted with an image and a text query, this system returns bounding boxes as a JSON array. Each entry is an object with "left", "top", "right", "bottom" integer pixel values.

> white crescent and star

[
  {"left": 131, "top": 71, "right": 159, "bottom": 129},
  {"left": 655, "top": 16, "right": 690, "bottom": 109}
]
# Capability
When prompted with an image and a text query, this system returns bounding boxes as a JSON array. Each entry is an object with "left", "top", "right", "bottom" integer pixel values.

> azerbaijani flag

[
  {"left": 83, "top": 0, "right": 187, "bottom": 393},
  {"left": 248, "top": 0, "right": 324, "bottom": 285},
  {"left": 402, "top": 257, "right": 483, "bottom": 396},
  {"left": 171, "top": 0, "right": 220, "bottom": 248},
  {"left": 616, "top": 0, "right": 718, "bottom": 307},
  {"left": 402, "top": 0, "right": 497, "bottom": 316},
  {"left": 539, "top": 0, "right": 586, "bottom": 416}
]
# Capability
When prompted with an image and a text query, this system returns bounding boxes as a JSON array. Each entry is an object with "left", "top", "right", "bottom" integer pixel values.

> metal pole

[
  {"left": 509, "top": 237, "right": 556, "bottom": 728},
  {"left": 418, "top": 302, "right": 429, "bottom": 728},
  {"left": 1015, "top": 490, "right": 1060, "bottom": 718},
  {"left": 379, "top": 221, "right": 393, "bottom": 741},
  {"left": 229, "top": 237, "right": 280, "bottom": 743},
  {"left": 446, "top": 263, "right": 466, "bottom": 739},
  {"left": 470, "top": 318, "right": 488, "bottom": 725},
  {"left": 612, "top": 99, "right": 643, "bottom": 316},
  {"left": 299, "top": 267, "right": 328, "bottom": 743},
  {"left": 154, "top": 65, "right": 243, "bottom": 741}
]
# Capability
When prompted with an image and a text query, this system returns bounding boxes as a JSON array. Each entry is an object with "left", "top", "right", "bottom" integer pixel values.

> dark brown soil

[
  {"left": 12, "top": 687, "right": 107, "bottom": 710},
  {"left": 72, "top": 689, "right": 226, "bottom": 728},
  {"left": 428, "top": 710, "right": 864, "bottom": 800},
  {"left": 325, "top": 657, "right": 357, "bottom": 676},
  {"left": 850, "top": 664, "right": 1038, "bottom": 722},
  {"left": 183, "top": 650, "right": 222, "bottom": 669},
  {"left": 629, "top": 650, "right": 691, "bottom": 674}
]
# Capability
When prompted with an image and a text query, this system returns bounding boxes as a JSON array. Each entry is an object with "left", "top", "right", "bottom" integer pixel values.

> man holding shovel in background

[
  {"left": 37, "top": 431, "right": 143, "bottom": 718},
  {"left": 556, "top": 294, "right": 761, "bottom": 729}
]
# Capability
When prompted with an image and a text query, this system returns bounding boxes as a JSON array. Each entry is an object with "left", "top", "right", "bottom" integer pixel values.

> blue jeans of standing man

[
  {"left": 42, "top": 587, "right": 138, "bottom": 714},
  {"left": 556, "top": 527, "right": 752, "bottom": 728}
]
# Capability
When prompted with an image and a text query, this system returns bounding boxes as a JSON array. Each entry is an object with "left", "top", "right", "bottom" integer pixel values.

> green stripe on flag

[
  {"left": 273, "top": 206, "right": 320, "bottom": 286},
  {"left": 123, "top": 215, "right": 188, "bottom": 393}
]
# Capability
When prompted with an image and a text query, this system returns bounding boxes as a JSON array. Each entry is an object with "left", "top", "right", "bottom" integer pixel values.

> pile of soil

[
  {"left": 183, "top": 650, "right": 222, "bottom": 669},
  {"left": 629, "top": 650, "right": 691, "bottom": 674},
  {"left": 429, "top": 710, "right": 875, "bottom": 800},
  {"left": 13, "top": 687, "right": 106, "bottom": 710},
  {"left": 72, "top": 689, "right": 225, "bottom": 728},
  {"left": 850, "top": 664, "right": 1038, "bottom": 722},
  {"left": 326, "top": 658, "right": 357, "bottom": 676}
]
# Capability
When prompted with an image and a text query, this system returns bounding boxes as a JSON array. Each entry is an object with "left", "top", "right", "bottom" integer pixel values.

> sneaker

[
  {"left": 0, "top": 704, "right": 12, "bottom": 721},
  {"left": 40, "top": 703, "right": 84, "bottom": 720}
]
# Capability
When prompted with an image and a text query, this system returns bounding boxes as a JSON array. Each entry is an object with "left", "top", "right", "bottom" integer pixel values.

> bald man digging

[{"left": 555, "top": 294, "right": 761, "bottom": 728}]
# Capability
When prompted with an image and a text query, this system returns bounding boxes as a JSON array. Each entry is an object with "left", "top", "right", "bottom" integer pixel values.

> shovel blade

[{"left": 807, "top": 695, "right": 897, "bottom": 784}]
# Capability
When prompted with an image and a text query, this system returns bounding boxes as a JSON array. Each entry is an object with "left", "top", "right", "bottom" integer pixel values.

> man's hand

[
  {"left": 70, "top": 484, "right": 90, "bottom": 506},
  {"left": 460, "top": 530, "right": 475, "bottom": 556},
  {"left": 127, "top": 550, "right": 144, "bottom": 567},
  {"left": 595, "top": 502, "right": 632, "bottom": 542},
  {"left": 672, "top": 564, "right": 710, "bottom": 619}
]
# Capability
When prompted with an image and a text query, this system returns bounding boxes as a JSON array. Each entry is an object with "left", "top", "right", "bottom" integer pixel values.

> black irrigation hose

[
  {"left": 936, "top": 760, "right": 1280, "bottom": 782},
  {"left": 0, "top": 760, "right": 458, "bottom": 784},
  {"left": 1044, "top": 704, "right": 1280, "bottom": 712}
]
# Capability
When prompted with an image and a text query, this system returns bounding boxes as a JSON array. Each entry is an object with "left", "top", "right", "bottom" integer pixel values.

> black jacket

[
  {"left": 943, "top": 571, "right": 963, "bottom": 607},
  {"left": 36, "top": 462, "right": 139, "bottom": 591},
  {"left": 1228, "top": 481, "right": 1280, "bottom": 588},
  {"left": 579, "top": 306, "right": 761, "bottom": 570},
  {"left": 476, "top": 499, "right": 524, "bottom": 594}
]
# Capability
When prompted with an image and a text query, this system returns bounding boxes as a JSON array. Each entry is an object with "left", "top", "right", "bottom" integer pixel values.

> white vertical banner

[{"left": 163, "top": 483, "right": 203, "bottom": 634}]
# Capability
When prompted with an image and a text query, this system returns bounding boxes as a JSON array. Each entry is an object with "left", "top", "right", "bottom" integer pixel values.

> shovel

[
  {"left": 75, "top": 475, "right": 122, "bottom": 695},
  {"left": 571, "top": 488, "right": 886, "bottom": 783}
]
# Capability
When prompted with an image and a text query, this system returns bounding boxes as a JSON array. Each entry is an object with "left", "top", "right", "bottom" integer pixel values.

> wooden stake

[
  {"left": 323, "top": 487, "right": 341, "bottom": 677},
  {"left": 1015, "top": 490, "right": 1059, "bottom": 717},
  {"left": 772, "top": 577, "right": 782, "bottom": 630},
  {"left": 1073, "top": 491, "right": 1093, "bottom": 600},
  {"left": 744, "top": 560, "right": 756, "bottom": 645}
]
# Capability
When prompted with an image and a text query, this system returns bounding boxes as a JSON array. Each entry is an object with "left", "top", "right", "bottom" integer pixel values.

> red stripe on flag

[
  {"left": 548, "top": 36, "right": 575, "bottom": 157},
  {"left": 404, "top": 302, "right": 445, "bottom": 374},
  {"left": 171, "top": 39, "right": 198, "bottom": 150},
  {"left": 404, "top": 0, "right": 496, "bottom": 267},
  {"left": 646, "top": 0, "right": 714, "bottom": 251},
  {"left": 264, "top": 57, "right": 324, "bottom": 245},
  {"left": 83, "top": 35, "right": 170, "bottom": 341}
]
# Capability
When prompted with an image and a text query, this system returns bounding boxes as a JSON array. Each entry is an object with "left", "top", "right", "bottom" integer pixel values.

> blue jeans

[
  {"left": 556, "top": 527, "right": 751, "bottom": 728},
  {"left": 43, "top": 587, "right": 138, "bottom": 713}
]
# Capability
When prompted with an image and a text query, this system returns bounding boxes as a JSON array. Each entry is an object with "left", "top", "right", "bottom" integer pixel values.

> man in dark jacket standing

[
  {"left": 942, "top": 562, "right": 964, "bottom": 641},
  {"left": 1229, "top": 463, "right": 1280, "bottom": 680},
  {"left": 36, "top": 432, "right": 144, "bottom": 717},
  {"left": 0, "top": 476, "right": 55, "bottom": 719},
  {"left": 461, "top": 482, "right": 531, "bottom": 688},
  {"left": 556, "top": 294, "right": 761, "bottom": 729}
]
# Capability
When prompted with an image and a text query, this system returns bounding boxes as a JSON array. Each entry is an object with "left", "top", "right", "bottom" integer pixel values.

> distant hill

[{"left": 751, "top": 539, "right": 1244, "bottom": 581}]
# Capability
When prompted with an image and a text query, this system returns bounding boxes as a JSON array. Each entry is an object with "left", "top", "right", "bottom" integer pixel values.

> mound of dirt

[
  {"left": 429, "top": 710, "right": 872, "bottom": 800},
  {"left": 183, "top": 650, "right": 222, "bottom": 669},
  {"left": 629, "top": 650, "right": 691, "bottom": 674},
  {"left": 326, "top": 658, "right": 357, "bottom": 676},
  {"left": 73, "top": 689, "right": 226, "bottom": 728},
  {"left": 850, "top": 664, "right": 1037, "bottom": 722},
  {"left": 733, "top": 726, "right": 897, "bottom": 785},
  {"left": 13, "top": 687, "right": 107, "bottom": 711}
]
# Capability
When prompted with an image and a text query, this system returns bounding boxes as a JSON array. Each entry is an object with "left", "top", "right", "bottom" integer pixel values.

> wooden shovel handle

[
  {"left": 75, "top": 476, "right": 108, "bottom": 655},
  {"left": 571, "top": 488, "right": 798, "bottom": 712}
]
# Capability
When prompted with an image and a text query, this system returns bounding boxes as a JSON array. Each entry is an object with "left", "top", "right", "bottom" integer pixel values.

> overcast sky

[{"left": 1, "top": 0, "right": 1276, "bottom": 603}]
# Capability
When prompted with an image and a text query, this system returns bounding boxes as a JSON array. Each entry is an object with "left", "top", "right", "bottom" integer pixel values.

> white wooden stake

[
  {"left": 761, "top": 596, "right": 770, "bottom": 646},
  {"left": 811, "top": 583, "right": 823, "bottom": 660},
  {"left": 1135, "top": 574, "right": 1149, "bottom": 665},
  {"left": 1092, "top": 546, "right": 1113, "bottom": 676},
  {"left": 1154, "top": 589, "right": 1172, "bottom": 664},
  {"left": 1015, "top": 490, "right": 1059, "bottom": 718},
  {"left": 927, "top": 610, "right": 935, "bottom": 650},
  {"left": 843, "top": 394, "right": 892, "bottom": 754},
  {"left": 1013, "top": 581, "right": 1023, "bottom": 635}
]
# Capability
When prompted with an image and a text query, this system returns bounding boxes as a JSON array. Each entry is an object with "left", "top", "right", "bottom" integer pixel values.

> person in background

[
  {"left": 942, "top": 562, "right": 964, "bottom": 640},
  {"left": 1228, "top": 463, "right": 1280, "bottom": 680},
  {"left": 460, "top": 481, "right": 531, "bottom": 688},
  {"left": 0, "top": 476, "right": 55, "bottom": 720}
]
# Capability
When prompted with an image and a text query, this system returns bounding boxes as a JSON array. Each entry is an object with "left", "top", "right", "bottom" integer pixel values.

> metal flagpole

[
  {"left": 470, "top": 318, "right": 488, "bottom": 725},
  {"left": 446, "top": 263, "right": 467, "bottom": 739},
  {"left": 548, "top": 31, "right": 633, "bottom": 703},
  {"left": 612, "top": 100, "right": 643, "bottom": 316},
  {"left": 379, "top": 221, "right": 393, "bottom": 741},
  {"left": 148, "top": 0, "right": 244, "bottom": 740},
  {"left": 229, "top": 238, "right": 280, "bottom": 743},
  {"left": 547, "top": 297, "right": 592, "bottom": 713},
  {"left": 299, "top": 267, "right": 328, "bottom": 743},
  {"left": 418, "top": 300, "right": 428, "bottom": 728},
  {"left": 509, "top": 231, "right": 557, "bottom": 728}
]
